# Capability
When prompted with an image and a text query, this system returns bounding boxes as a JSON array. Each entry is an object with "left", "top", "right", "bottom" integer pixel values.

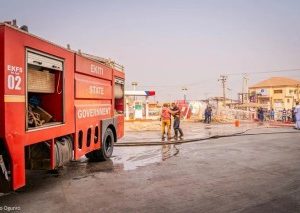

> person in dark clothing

[
  {"left": 282, "top": 108, "right": 287, "bottom": 122},
  {"left": 292, "top": 107, "right": 296, "bottom": 123},
  {"left": 171, "top": 103, "right": 184, "bottom": 139},
  {"left": 204, "top": 106, "right": 212, "bottom": 124},
  {"left": 270, "top": 108, "right": 275, "bottom": 120},
  {"left": 207, "top": 107, "right": 212, "bottom": 123},
  {"left": 257, "top": 107, "right": 264, "bottom": 122},
  {"left": 204, "top": 107, "right": 208, "bottom": 123}
]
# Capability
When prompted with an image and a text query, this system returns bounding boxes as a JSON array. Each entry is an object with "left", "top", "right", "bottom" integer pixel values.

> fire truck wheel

[
  {"left": 86, "top": 128, "right": 114, "bottom": 162},
  {"left": 0, "top": 155, "right": 10, "bottom": 193}
]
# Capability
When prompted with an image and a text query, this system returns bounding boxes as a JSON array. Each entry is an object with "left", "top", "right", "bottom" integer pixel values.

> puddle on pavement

[
  {"left": 32, "top": 144, "right": 180, "bottom": 182},
  {"left": 67, "top": 144, "right": 181, "bottom": 176},
  {"left": 112, "top": 144, "right": 180, "bottom": 170},
  {"left": 36, "top": 144, "right": 178, "bottom": 182}
]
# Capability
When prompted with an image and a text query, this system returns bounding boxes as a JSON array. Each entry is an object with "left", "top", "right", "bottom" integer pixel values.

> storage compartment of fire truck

[{"left": 26, "top": 50, "right": 64, "bottom": 130}]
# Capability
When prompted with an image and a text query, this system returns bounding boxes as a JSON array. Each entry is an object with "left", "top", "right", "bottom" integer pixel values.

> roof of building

[
  {"left": 249, "top": 77, "right": 300, "bottom": 88},
  {"left": 125, "top": 91, "right": 156, "bottom": 96}
]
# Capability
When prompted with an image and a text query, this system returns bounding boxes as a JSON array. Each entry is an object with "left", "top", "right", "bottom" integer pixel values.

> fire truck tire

[
  {"left": 0, "top": 155, "right": 10, "bottom": 193},
  {"left": 86, "top": 128, "right": 114, "bottom": 162}
]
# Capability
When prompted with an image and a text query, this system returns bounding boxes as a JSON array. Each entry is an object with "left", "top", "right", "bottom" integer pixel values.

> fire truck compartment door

[{"left": 27, "top": 51, "right": 63, "bottom": 71}]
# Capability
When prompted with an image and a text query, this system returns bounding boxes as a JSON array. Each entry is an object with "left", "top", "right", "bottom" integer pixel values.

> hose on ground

[{"left": 115, "top": 128, "right": 300, "bottom": 147}]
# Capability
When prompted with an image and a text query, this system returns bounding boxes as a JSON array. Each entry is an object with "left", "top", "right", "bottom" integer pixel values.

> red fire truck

[{"left": 0, "top": 21, "right": 125, "bottom": 192}]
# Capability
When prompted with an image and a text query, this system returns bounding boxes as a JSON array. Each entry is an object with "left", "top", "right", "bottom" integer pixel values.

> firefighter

[
  {"left": 171, "top": 103, "right": 184, "bottom": 139},
  {"left": 161, "top": 103, "right": 172, "bottom": 140}
]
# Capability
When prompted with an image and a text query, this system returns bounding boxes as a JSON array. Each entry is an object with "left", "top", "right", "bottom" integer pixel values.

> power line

[
  {"left": 137, "top": 79, "right": 214, "bottom": 88},
  {"left": 127, "top": 68, "right": 300, "bottom": 89},
  {"left": 226, "top": 68, "right": 300, "bottom": 76}
]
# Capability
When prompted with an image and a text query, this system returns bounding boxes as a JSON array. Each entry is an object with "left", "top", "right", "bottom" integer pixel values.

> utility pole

[
  {"left": 132, "top": 81, "right": 138, "bottom": 91},
  {"left": 242, "top": 73, "right": 249, "bottom": 104},
  {"left": 132, "top": 81, "right": 138, "bottom": 101},
  {"left": 182, "top": 87, "right": 188, "bottom": 103},
  {"left": 218, "top": 75, "right": 228, "bottom": 107}
]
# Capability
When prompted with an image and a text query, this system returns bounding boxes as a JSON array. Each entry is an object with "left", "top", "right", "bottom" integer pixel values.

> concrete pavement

[{"left": 0, "top": 128, "right": 300, "bottom": 213}]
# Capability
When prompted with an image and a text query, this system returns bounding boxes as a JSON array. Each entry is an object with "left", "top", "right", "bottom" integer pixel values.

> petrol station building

[{"left": 124, "top": 90, "right": 158, "bottom": 120}]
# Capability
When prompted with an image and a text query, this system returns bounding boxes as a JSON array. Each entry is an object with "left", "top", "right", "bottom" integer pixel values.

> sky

[{"left": 1, "top": 0, "right": 300, "bottom": 101}]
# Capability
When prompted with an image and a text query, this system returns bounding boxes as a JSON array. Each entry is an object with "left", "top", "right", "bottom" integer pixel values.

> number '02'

[{"left": 7, "top": 75, "right": 21, "bottom": 90}]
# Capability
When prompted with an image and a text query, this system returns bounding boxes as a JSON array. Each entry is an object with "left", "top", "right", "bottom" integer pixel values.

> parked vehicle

[{"left": 0, "top": 21, "right": 125, "bottom": 192}]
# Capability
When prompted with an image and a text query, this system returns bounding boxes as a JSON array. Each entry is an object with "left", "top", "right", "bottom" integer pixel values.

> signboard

[
  {"left": 256, "top": 88, "right": 269, "bottom": 96},
  {"left": 274, "top": 100, "right": 283, "bottom": 108},
  {"left": 134, "top": 102, "right": 143, "bottom": 119}
]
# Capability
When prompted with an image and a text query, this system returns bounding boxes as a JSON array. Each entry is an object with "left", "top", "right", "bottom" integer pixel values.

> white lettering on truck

[
  {"left": 91, "top": 64, "right": 104, "bottom": 76},
  {"left": 8, "top": 65, "right": 23, "bottom": 74},
  {"left": 77, "top": 107, "right": 111, "bottom": 119},
  {"left": 89, "top": 85, "right": 105, "bottom": 95},
  {"left": 7, "top": 65, "right": 22, "bottom": 90}
]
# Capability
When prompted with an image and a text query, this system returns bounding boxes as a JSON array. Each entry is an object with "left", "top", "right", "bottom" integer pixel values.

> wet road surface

[
  {"left": 0, "top": 128, "right": 300, "bottom": 213},
  {"left": 120, "top": 122, "right": 258, "bottom": 143}
]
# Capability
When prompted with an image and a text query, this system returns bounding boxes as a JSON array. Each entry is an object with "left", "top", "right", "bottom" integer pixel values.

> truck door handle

[{"left": 33, "top": 60, "right": 42, "bottom": 65}]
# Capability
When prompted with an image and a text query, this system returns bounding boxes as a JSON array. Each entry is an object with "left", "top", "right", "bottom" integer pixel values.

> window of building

[
  {"left": 289, "top": 89, "right": 293, "bottom": 94},
  {"left": 274, "top": 90, "right": 282, "bottom": 94},
  {"left": 287, "top": 99, "right": 290, "bottom": 103}
]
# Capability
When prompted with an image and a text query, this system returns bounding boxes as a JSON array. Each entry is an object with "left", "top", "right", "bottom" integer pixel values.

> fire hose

[
  {"left": 28, "top": 105, "right": 45, "bottom": 127},
  {"left": 115, "top": 128, "right": 300, "bottom": 147}
]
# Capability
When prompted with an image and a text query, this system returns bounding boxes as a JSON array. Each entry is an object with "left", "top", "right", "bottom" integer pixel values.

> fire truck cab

[{"left": 0, "top": 22, "right": 125, "bottom": 192}]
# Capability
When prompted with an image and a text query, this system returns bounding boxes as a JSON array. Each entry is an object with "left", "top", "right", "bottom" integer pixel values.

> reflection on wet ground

[
  {"left": 62, "top": 144, "right": 180, "bottom": 177},
  {"left": 161, "top": 144, "right": 180, "bottom": 161},
  {"left": 15, "top": 144, "right": 181, "bottom": 192},
  {"left": 112, "top": 144, "right": 180, "bottom": 170}
]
